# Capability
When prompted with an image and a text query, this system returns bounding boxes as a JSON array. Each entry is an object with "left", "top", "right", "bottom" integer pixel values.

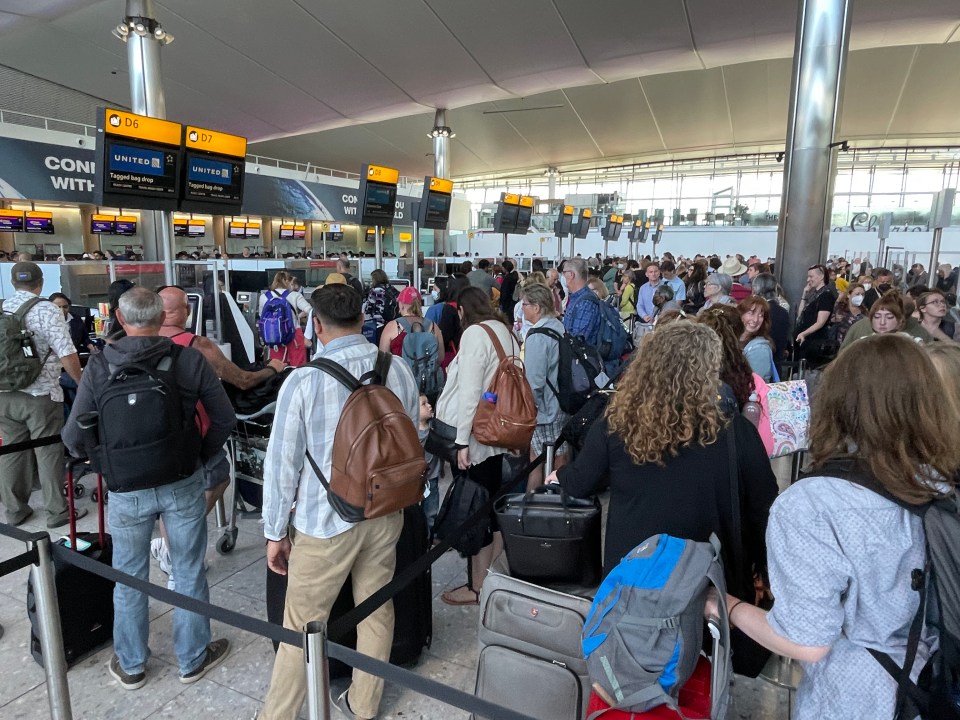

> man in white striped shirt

[{"left": 259, "top": 284, "right": 418, "bottom": 720}]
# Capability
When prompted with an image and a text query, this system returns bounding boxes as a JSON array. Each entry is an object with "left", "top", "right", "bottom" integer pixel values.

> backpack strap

[
  {"left": 13, "top": 296, "right": 45, "bottom": 321},
  {"left": 477, "top": 322, "right": 508, "bottom": 362},
  {"left": 726, "top": 420, "right": 746, "bottom": 595},
  {"left": 525, "top": 326, "right": 563, "bottom": 399},
  {"left": 305, "top": 357, "right": 362, "bottom": 392}
]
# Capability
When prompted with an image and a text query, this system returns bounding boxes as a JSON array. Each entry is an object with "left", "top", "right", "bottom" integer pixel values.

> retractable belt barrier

[
  {"left": 0, "top": 450, "right": 550, "bottom": 720},
  {"left": 0, "top": 434, "right": 62, "bottom": 455},
  {"left": 46, "top": 542, "right": 541, "bottom": 720}
]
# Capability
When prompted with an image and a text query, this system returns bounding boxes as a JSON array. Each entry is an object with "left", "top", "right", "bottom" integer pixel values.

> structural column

[
  {"left": 775, "top": 0, "right": 852, "bottom": 319},
  {"left": 429, "top": 109, "right": 453, "bottom": 256},
  {"left": 118, "top": 0, "right": 176, "bottom": 284}
]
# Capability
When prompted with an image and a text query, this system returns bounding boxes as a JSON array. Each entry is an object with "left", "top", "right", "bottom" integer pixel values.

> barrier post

[
  {"left": 303, "top": 621, "right": 331, "bottom": 720},
  {"left": 29, "top": 534, "right": 73, "bottom": 720}
]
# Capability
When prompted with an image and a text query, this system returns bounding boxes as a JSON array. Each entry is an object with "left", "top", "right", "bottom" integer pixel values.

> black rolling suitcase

[
  {"left": 266, "top": 504, "right": 432, "bottom": 674},
  {"left": 27, "top": 465, "right": 114, "bottom": 667}
]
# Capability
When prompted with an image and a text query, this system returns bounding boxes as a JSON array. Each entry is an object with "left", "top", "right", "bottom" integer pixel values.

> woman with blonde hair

[
  {"left": 512, "top": 271, "right": 547, "bottom": 339},
  {"left": 708, "top": 334, "right": 960, "bottom": 719},
  {"left": 547, "top": 322, "right": 777, "bottom": 593}
]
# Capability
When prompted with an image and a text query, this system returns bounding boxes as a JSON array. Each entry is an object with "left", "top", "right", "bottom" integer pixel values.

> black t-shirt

[{"left": 796, "top": 288, "right": 835, "bottom": 339}]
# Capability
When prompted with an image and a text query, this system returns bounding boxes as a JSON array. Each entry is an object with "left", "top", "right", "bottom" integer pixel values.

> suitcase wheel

[
  {"left": 216, "top": 528, "right": 238, "bottom": 555},
  {"left": 63, "top": 481, "right": 84, "bottom": 498},
  {"left": 91, "top": 489, "right": 108, "bottom": 504}
]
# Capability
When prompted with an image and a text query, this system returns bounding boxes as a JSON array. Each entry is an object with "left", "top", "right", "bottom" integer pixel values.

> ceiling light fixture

[{"left": 427, "top": 126, "right": 455, "bottom": 139}]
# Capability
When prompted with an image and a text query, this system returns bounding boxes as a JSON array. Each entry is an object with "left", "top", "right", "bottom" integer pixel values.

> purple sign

[
  {"left": 115, "top": 220, "right": 137, "bottom": 236},
  {"left": 25, "top": 216, "right": 54, "bottom": 234},
  {"left": 91, "top": 218, "right": 115, "bottom": 234}
]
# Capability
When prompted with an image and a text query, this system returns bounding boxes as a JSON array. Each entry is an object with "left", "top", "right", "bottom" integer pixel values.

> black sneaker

[
  {"left": 108, "top": 655, "right": 146, "bottom": 690},
  {"left": 47, "top": 507, "right": 87, "bottom": 529},
  {"left": 179, "top": 639, "right": 230, "bottom": 684}
]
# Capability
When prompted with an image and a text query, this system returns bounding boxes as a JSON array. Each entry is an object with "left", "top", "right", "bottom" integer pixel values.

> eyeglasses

[{"left": 925, "top": 299, "right": 946, "bottom": 306}]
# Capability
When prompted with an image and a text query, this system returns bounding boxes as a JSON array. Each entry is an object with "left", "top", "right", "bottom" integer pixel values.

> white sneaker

[{"left": 150, "top": 537, "right": 172, "bottom": 576}]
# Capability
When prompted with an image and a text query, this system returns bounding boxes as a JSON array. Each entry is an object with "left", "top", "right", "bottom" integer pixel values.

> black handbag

[
  {"left": 560, "top": 391, "right": 613, "bottom": 452},
  {"left": 424, "top": 419, "right": 459, "bottom": 465},
  {"left": 495, "top": 486, "right": 602, "bottom": 586},
  {"left": 433, "top": 473, "right": 490, "bottom": 557}
]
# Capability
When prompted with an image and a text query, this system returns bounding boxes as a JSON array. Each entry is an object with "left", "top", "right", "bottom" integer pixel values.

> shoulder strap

[
  {"left": 279, "top": 289, "right": 290, "bottom": 300},
  {"left": 726, "top": 420, "right": 745, "bottom": 595},
  {"left": 305, "top": 357, "right": 361, "bottom": 392},
  {"left": 363, "top": 351, "right": 392, "bottom": 387},
  {"left": 477, "top": 322, "right": 508, "bottom": 362},
  {"left": 526, "top": 326, "right": 563, "bottom": 343}
]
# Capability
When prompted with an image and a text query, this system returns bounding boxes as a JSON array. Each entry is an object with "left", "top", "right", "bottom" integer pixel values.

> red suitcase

[{"left": 585, "top": 655, "right": 712, "bottom": 719}]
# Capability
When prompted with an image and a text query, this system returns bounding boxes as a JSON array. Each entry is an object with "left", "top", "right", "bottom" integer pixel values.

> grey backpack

[
  {"left": 582, "top": 534, "right": 732, "bottom": 719},
  {"left": 0, "top": 298, "right": 48, "bottom": 392},
  {"left": 396, "top": 317, "right": 444, "bottom": 398}
]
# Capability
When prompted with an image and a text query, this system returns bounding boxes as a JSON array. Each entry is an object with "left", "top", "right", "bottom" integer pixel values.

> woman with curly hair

[
  {"left": 697, "top": 304, "right": 756, "bottom": 414},
  {"left": 547, "top": 322, "right": 777, "bottom": 590}
]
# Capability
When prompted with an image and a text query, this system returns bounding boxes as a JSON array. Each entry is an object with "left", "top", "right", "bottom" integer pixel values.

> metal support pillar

[
  {"left": 30, "top": 535, "right": 73, "bottom": 720},
  {"left": 412, "top": 219, "right": 421, "bottom": 291},
  {"left": 303, "top": 621, "right": 331, "bottom": 720},
  {"left": 431, "top": 110, "right": 452, "bottom": 257},
  {"left": 775, "top": 0, "right": 852, "bottom": 321},
  {"left": 120, "top": 0, "right": 176, "bottom": 286},
  {"left": 502, "top": 232, "right": 508, "bottom": 261},
  {"left": 374, "top": 226, "right": 383, "bottom": 267},
  {"left": 568, "top": 236, "right": 575, "bottom": 259}
]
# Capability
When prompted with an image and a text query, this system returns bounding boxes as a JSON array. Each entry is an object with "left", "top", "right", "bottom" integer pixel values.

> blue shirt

[
  {"left": 563, "top": 287, "right": 602, "bottom": 349},
  {"left": 637, "top": 280, "right": 663, "bottom": 320},
  {"left": 665, "top": 275, "right": 686, "bottom": 302}
]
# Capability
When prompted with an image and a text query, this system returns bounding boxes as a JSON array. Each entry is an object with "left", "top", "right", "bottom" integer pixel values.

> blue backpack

[
  {"left": 574, "top": 292, "right": 632, "bottom": 378},
  {"left": 395, "top": 317, "right": 445, "bottom": 398},
  {"left": 582, "top": 534, "right": 732, "bottom": 719},
  {"left": 258, "top": 290, "right": 297, "bottom": 347}
]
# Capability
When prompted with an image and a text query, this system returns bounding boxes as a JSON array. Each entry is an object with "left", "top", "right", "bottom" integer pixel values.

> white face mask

[
  {"left": 431, "top": 290, "right": 440, "bottom": 301},
  {"left": 863, "top": 283, "right": 872, "bottom": 291},
  {"left": 850, "top": 295, "right": 864, "bottom": 307}
]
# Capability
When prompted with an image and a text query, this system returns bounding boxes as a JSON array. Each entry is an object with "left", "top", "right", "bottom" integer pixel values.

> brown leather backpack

[
  {"left": 304, "top": 352, "right": 426, "bottom": 522},
  {"left": 471, "top": 323, "right": 538, "bottom": 451}
]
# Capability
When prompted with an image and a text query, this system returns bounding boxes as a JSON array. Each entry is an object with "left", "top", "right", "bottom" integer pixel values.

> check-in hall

[{"left": 0, "top": 1, "right": 959, "bottom": 719}]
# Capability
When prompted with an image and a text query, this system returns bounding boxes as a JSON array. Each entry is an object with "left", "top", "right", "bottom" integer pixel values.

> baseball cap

[
  {"left": 11, "top": 262, "right": 43, "bottom": 285},
  {"left": 324, "top": 272, "right": 347, "bottom": 285},
  {"left": 398, "top": 287, "right": 422, "bottom": 305}
]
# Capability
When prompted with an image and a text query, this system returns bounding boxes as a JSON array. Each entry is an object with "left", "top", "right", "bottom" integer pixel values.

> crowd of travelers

[{"left": 1, "top": 244, "right": 958, "bottom": 720}]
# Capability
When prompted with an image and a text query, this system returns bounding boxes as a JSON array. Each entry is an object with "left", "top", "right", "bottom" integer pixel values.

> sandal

[{"left": 441, "top": 584, "right": 480, "bottom": 606}]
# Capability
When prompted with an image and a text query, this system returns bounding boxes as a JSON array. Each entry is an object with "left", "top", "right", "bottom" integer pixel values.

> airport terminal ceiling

[{"left": 0, "top": 0, "right": 958, "bottom": 179}]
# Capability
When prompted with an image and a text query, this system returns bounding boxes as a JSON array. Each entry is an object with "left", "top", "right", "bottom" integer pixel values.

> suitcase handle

[{"left": 518, "top": 485, "right": 580, "bottom": 527}]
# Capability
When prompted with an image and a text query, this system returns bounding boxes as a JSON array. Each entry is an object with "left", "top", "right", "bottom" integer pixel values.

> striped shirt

[{"left": 261, "top": 334, "right": 419, "bottom": 541}]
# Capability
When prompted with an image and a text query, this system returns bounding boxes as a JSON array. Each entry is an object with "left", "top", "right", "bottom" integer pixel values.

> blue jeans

[{"left": 109, "top": 471, "right": 210, "bottom": 675}]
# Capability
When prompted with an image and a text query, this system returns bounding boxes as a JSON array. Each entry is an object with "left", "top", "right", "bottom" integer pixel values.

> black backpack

[
  {"left": 80, "top": 344, "right": 202, "bottom": 493},
  {"left": 0, "top": 297, "right": 50, "bottom": 392},
  {"left": 526, "top": 326, "right": 609, "bottom": 415},
  {"left": 814, "top": 461, "right": 960, "bottom": 720}
]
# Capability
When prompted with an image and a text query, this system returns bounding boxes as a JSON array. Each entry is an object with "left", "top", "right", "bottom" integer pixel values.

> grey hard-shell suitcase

[{"left": 473, "top": 572, "right": 593, "bottom": 720}]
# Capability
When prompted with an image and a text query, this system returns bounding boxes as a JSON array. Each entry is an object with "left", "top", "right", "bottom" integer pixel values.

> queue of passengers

[{"left": 3, "top": 248, "right": 959, "bottom": 720}]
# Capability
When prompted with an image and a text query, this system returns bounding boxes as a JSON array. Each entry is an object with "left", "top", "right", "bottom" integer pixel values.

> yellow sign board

[
  {"left": 92, "top": 214, "right": 116, "bottom": 222},
  {"left": 428, "top": 177, "right": 454, "bottom": 194},
  {"left": 399, "top": 232, "right": 412, "bottom": 241},
  {"left": 116, "top": 215, "right": 138, "bottom": 223},
  {"left": 562, "top": 205, "right": 574, "bottom": 215},
  {"left": 0, "top": 209, "right": 24, "bottom": 218},
  {"left": 582, "top": 209, "right": 593, "bottom": 218},
  {"left": 519, "top": 195, "right": 535, "bottom": 207},
  {"left": 280, "top": 223, "right": 295, "bottom": 231},
  {"left": 366, "top": 165, "right": 399, "bottom": 184},
  {"left": 184, "top": 126, "right": 247, "bottom": 158},
  {"left": 502, "top": 193, "right": 520, "bottom": 205},
  {"left": 294, "top": 224, "right": 306, "bottom": 231},
  {"left": 245, "top": 222, "right": 261, "bottom": 230},
  {"left": 103, "top": 108, "right": 181, "bottom": 146},
  {"left": 26, "top": 211, "right": 53, "bottom": 219}
]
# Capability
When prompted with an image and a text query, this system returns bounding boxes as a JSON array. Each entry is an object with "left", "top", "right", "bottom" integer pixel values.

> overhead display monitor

[
  {"left": 493, "top": 193, "right": 520, "bottom": 233},
  {"left": 575, "top": 209, "right": 593, "bottom": 239},
  {"left": 417, "top": 176, "right": 454, "bottom": 231},
  {"left": 91, "top": 214, "right": 116, "bottom": 234},
  {"left": 358, "top": 164, "right": 399, "bottom": 227},
  {"left": 515, "top": 195, "right": 535, "bottom": 234},
  {"left": 628, "top": 218, "right": 649, "bottom": 242},
  {"left": 95, "top": 107, "right": 182, "bottom": 211},
  {"left": 25, "top": 211, "right": 54, "bottom": 234},
  {"left": 228, "top": 221, "right": 247, "bottom": 239},
  {"left": 115, "top": 215, "right": 138, "bottom": 236},
  {"left": 602, "top": 214, "right": 623, "bottom": 240},
  {"left": 279, "top": 223, "right": 295, "bottom": 239},
  {"left": 180, "top": 125, "right": 247, "bottom": 214},
  {"left": 554, "top": 205, "right": 574, "bottom": 237},
  {"left": 188, "top": 219, "right": 206, "bottom": 237},
  {"left": 293, "top": 224, "right": 306, "bottom": 239},
  {"left": 0, "top": 209, "right": 25, "bottom": 232},
  {"left": 245, "top": 222, "right": 261, "bottom": 238},
  {"left": 174, "top": 218, "right": 190, "bottom": 237}
]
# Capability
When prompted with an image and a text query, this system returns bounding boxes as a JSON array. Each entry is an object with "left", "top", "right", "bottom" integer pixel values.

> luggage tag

[{"left": 594, "top": 371, "right": 610, "bottom": 388}]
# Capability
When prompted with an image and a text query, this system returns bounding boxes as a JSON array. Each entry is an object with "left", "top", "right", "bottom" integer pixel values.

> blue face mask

[{"left": 431, "top": 290, "right": 440, "bottom": 302}]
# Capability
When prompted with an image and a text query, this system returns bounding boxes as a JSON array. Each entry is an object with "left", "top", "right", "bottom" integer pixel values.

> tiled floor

[{"left": 0, "top": 477, "right": 794, "bottom": 719}]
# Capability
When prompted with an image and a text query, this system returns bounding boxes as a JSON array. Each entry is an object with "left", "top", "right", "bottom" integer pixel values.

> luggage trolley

[{"left": 215, "top": 402, "right": 276, "bottom": 554}]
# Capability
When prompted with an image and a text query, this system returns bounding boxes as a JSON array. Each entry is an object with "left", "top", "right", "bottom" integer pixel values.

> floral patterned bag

[{"left": 762, "top": 379, "right": 810, "bottom": 458}]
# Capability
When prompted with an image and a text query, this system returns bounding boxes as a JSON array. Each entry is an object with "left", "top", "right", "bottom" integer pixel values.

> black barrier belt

[
  {"left": 50, "top": 543, "right": 541, "bottom": 720},
  {"left": 0, "top": 434, "right": 62, "bottom": 456},
  {"left": 0, "top": 547, "right": 38, "bottom": 578},
  {"left": 328, "top": 450, "right": 547, "bottom": 642},
  {"left": 0, "top": 521, "right": 51, "bottom": 545}
]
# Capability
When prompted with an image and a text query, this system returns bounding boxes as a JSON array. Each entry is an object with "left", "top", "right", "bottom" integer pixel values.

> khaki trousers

[
  {"left": 260, "top": 512, "right": 403, "bottom": 720},
  {"left": 0, "top": 391, "right": 67, "bottom": 521}
]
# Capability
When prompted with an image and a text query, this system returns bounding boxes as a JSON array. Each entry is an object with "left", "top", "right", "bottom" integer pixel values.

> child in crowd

[{"left": 418, "top": 394, "right": 443, "bottom": 539}]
